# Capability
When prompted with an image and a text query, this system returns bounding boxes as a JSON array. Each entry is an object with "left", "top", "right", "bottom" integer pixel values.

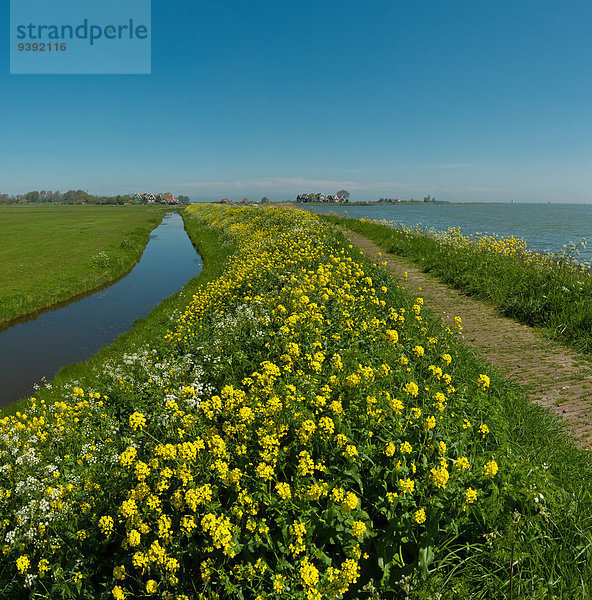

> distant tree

[
  {"left": 177, "top": 195, "right": 191, "bottom": 203},
  {"left": 25, "top": 191, "right": 40, "bottom": 203},
  {"left": 63, "top": 190, "right": 76, "bottom": 203},
  {"left": 337, "top": 190, "right": 350, "bottom": 202},
  {"left": 261, "top": 197, "right": 270, "bottom": 204}
]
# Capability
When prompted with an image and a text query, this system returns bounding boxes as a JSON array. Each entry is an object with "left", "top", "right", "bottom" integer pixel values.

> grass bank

[
  {"left": 0, "top": 205, "right": 591, "bottom": 599},
  {"left": 0, "top": 205, "right": 169, "bottom": 328},
  {"left": 0, "top": 209, "right": 234, "bottom": 418},
  {"left": 323, "top": 214, "right": 592, "bottom": 355}
]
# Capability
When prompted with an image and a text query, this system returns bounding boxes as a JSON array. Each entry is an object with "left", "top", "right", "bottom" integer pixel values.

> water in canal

[{"left": 0, "top": 212, "right": 202, "bottom": 408}]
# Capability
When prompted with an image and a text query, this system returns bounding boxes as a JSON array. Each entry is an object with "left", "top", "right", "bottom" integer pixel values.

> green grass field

[{"left": 0, "top": 205, "right": 168, "bottom": 327}]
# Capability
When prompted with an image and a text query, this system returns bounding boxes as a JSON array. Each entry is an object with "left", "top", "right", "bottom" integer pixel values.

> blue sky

[{"left": 2, "top": 0, "right": 591, "bottom": 202}]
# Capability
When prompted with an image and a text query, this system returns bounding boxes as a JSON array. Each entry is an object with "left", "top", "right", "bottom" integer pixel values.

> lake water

[
  {"left": 305, "top": 203, "right": 592, "bottom": 263},
  {"left": 0, "top": 212, "right": 202, "bottom": 408}
]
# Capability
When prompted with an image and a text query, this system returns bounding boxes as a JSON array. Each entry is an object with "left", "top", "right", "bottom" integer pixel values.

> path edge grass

[
  {"left": 331, "top": 221, "right": 592, "bottom": 597},
  {"left": 321, "top": 213, "right": 592, "bottom": 357}
]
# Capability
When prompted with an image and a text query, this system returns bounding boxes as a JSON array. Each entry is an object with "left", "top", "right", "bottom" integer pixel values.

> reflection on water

[
  {"left": 305, "top": 203, "right": 592, "bottom": 263},
  {"left": 0, "top": 212, "right": 202, "bottom": 407}
]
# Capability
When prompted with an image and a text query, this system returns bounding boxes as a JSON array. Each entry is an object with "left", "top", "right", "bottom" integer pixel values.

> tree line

[{"left": 0, "top": 190, "right": 191, "bottom": 205}]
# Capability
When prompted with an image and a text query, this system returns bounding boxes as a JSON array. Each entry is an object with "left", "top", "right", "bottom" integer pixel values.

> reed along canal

[{"left": 0, "top": 212, "right": 202, "bottom": 408}]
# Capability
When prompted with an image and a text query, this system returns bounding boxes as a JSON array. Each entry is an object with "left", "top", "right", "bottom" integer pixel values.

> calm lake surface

[
  {"left": 305, "top": 203, "right": 592, "bottom": 263},
  {"left": 0, "top": 212, "right": 201, "bottom": 408}
]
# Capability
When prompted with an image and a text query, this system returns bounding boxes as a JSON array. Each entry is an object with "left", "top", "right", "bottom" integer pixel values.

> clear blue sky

[{"left": 2, "top": 0, "right": 592, "bottom": 202}]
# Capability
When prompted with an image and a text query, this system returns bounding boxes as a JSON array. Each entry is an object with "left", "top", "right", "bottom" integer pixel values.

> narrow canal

[{"left": 0, "top": 212, "right": 202, "bottom": 408}]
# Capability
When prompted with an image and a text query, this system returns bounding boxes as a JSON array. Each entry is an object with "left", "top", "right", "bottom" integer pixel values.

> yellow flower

[
  {"left": 386, "top": 492, "right": 398, "bottom": 503},
  {"left": 399, "top": 478, "right": 415, "bottom": 494},
  {"left": 455, "top": 456, "right": 471, "bottom": 471},
  {"left": 16, "top": 555, "right": 30, "bottom": 574},
  {"left": 146, "top": 579, "right": 158, "bottom": 594},
  {"left": 275, "top": 482, "right": 292, "bottom": 500},
  {"left": 477, "top": 374, "right": 490, "bottom": 389},
  {"left": 127, "top": 529, "right": 141, "bottom": 547},
  {"left": 413, "top": 508, "right": 426, "bottom": 524},
  {"left": 273, "top": 574, "right": 287, "bottom": 593},
  {"left": 297, "top": 450, "right": 315, "bottom": 476},
  {"left": 404, "top": 382, "right": 419, "bottom": 397},
  {"left": 465, "top": 488, "right": 478, "bottom": 504},
  {"left": 299, "top": 557, "right": 319, "bottom": 588},
  {"left": 430, "top": 465, "right": 450, "bottom": 489},
  {"left": 134, "top": 461, "right": 150, "bottom": 481},
  {"left": 119, "top": 446, "right": 137, "bottom": 468},
  {"left": 423, "top": 415, "right": 436, "bottom": 432},
  {"left": 318, "top": 416, "right": 335, "bottom": 436},
  {"left": 400, "top": 441, "right": 412, "bottom": 454},
  {"left": 128, "top": 411, "right": 146, "bottom": 430},
  {"left": 344, "top": 444, "right": 359, "bottom": 460},
  {"left": 113, "top": 565, "right": 126, "bottom": 580},
  {"left": 38, "top": 559, "right": 50, "bottom": 575},
  {"left": 132, "top": 551, "right": 148, "bottom": 572},
  {"left": 181, "top": 515, "right": 197, "bottom": 534},
  {"left": 351, "top": 520, "right": 367, "bottom": 538},
  {"left": 483, "top": 460, "right": 499, "bottom": 479},
  {"left": 112, "top": 586, "right": 125, "bottom": 600},
  {"left": 385, "top": 329, "right": 399, "bottom": 344},
  {"left": 98, "top": 515, "right": 114, "bottom": 537},
  {"left": 342, "top": 491, "right": 359, "bottom": 512}
]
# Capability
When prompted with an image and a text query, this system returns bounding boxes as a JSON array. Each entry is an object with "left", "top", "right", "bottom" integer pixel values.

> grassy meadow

[
  {"left": 323, "top": 215, "right": 592, "bottom": 355},
  {"left": 1, "top": 205, "right": 591, "bottom": 599},
  {"left": 0, "top": 205, "right": 169, "bottom": 328}
]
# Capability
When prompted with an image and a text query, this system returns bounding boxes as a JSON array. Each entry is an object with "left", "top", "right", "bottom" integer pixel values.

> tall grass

[{"left": 326, "top": 215, "right": 592, "bottom": 355}]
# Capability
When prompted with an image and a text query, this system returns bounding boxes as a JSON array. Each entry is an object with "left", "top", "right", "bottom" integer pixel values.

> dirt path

[{"left": 342, "top": 229, "right": 592, "bottom": 449}]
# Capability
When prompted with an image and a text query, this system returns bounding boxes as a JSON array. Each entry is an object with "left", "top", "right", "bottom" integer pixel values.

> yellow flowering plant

[{"left": 0, "top": 205, "right": 511, "bottom": 599}]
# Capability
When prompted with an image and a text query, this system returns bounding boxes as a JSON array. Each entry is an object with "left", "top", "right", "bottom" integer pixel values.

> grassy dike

[
  {"left": 320, "top": 214, "right": 592, "bottom": 356},
  {"left": 0, "top": 205, "right": 591, "bottom": 599},
  {"left": 0, "top": 205, "right": 169, "bottom": 328}
]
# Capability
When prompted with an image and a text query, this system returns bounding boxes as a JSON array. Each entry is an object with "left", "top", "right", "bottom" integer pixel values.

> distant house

[
  {"left": 136, "top": 193, "right": 156, "bottom": 203},
  {"left": 296, "top": 192, "right": 348, "bottom": 203},
  {"left": 134, "top": 192, "right": 179, "bottom": 204}
]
